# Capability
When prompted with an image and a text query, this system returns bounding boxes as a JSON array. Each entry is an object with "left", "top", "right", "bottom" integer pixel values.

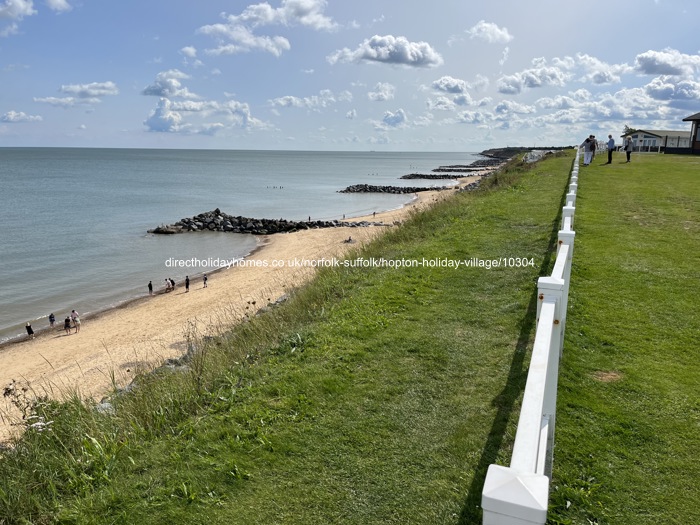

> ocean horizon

[{"left": 0, "top": 147, "right": 484, "bottom": 343}]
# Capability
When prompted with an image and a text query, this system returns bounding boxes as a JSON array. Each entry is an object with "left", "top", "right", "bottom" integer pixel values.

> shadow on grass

[{"left": 459, "top": 164, "right": 573, "bottom": 524}]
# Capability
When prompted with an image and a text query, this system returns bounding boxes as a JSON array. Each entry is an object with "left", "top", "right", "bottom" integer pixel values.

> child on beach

[
  {"left": 64, "top": 316, "right": 71, "bottom": 335},
  {"left": 25, "top": 322, "right": 34, "bottom": 340}
]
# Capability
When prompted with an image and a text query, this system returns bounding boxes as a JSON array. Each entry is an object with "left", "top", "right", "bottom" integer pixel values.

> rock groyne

[
  {"left": 148, "top": 208, "right": 385, "bottom": 236},
  {"left": 339, "top": 184, "right": 451, "bottom": 194}
]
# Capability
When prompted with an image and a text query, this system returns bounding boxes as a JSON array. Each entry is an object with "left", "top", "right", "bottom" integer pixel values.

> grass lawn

[{"left": 549, "top": 152, "right": 700, "bottom": 524}]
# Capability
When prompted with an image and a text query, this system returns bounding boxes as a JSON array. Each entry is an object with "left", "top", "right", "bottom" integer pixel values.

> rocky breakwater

[
  {"left": 148, "top": 208, "right": 385, "bottom": 235},
  {"left": 399, "top": 173, "right": 458, "bottom": 180},
  {"left": 339, "top": 184, "right": 451, "bottom": 194}
]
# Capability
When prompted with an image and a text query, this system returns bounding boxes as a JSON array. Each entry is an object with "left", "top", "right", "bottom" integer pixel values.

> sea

[{"left": 0, "top": 148, "right": 484, "bottom": 343}]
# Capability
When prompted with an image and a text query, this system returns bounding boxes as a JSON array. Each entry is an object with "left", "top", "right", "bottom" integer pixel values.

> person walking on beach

[
  {"left": 169, "top": 278, "right": 175, "bottom": 291},
  {"left": 580, "top": 136, "right": 593, "bottom": 166},
  {"left": 148, "top": 280, "right": 153, "bottom": 295},
  {"left": 49, "top": 313, "right": 56, "bottom": 328},
  {"left": 64, "top": 316, "right": 72, "bottom": 335},
  {"left": 71, "top": 310, "right": 81, "bottom": 333},
  {"left": 185, "top": 275, "right": 190, "bottom": 292},
  {"left": 165, "top": 278, "right": 172, "bottom": 292},
  {"left": 203, "top": 273, "right": 208, "bottom": 288},
  {"left": 25, "top": 322, "right": 34, "bottom": 340},
  {"left": 606, "top": 135, "right": 615, "bottom": 164},
  {"left": 624, "top": 137, "right": 633, "bottom": 162}
]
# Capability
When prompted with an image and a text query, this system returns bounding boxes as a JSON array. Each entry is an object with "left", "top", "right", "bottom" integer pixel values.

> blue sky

[{"left": 1, "top": 0, "right": 699, "bottom": 151}]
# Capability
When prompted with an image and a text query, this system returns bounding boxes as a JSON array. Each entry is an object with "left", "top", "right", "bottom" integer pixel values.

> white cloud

[
  {"left": 46, "top": 0, "right": 72, "bottom": 13},
  {"left": 634, "top": 48, "right": 700, "bottom": 76},
  {"left": 327, "top": 35, "right": 444, "bottom": 68},
  {"left": 180, "top": 46, "right": 197, "bottom": 58},
  {"left": 380, "top": 108, "right": 407, "bottom": 128},
  {"left": 270, "top": 89, "right": 351, "bottom": 110},
  {"left": 427, "top": 96, "right": 455, "bottom": 111},
  {"left": 144, "top": 97, "right": 184, "bottom": 132},
  {"left": 431, "top": 75, "right": 469, "bottom": 94},
  {"left": 497, "top": 62, "right": 570, "bottom": 94},
  {"left": 199, "top": 23, "right": 291, "bottom": 57},
  {"left": 536, "top": 95, "right": 578, "bottom": 110},
  {"left": 0, "top": 21, "right": 18, "bottom": 36},
  {"left": 34, "top": 96, "right": 82, "bottom": 108},
  {"left": 499, "top": 46, "right": 510, "bottom": 67},
  {"left": 1, "top": 110, "right": 42, "bottom": 122},
  {"left": 454, "top": 94, "right": 473, "bottom": 106},
  {"left": 0, "top": 0, "right": 36, "bottom": 36},
  {"left": 494, "top": 100, "right": 535, "bottom": 115},
  {"left": 456, "top": 110, "right": 489, "bottom": 125},
  {"left": 198, "top": 0, "right": 336, "bottom": 57},
  {"left": 142, "top": 70, "right": 199, "bottom": 99},
  {"left": 645, "top": 76, "right": 700, "bottom": 109},
  {"left": 0, "top": 0, "right": 36, "bottom": 20},
  {"left": 367, "top": 82, "right": 395, "bottom": 101},
  {"left": 346, "top": 109, "right": 357, "bottom": 119},
  {"left": 228, "top": 0, "right": 338, "bottom": 31},
  {"left": 60, "top": 81, "right": 119, "bottom": 98},
  {"left": 466, "top": 20, "right": 513, "bottom": 44},
  {"left": 576, "top": 53, "right": 630, "bottom": 85},
  {"left": 143, "top": 95, "right": 266, "bottom": 133},
  {"left": 34, "top": 81, "right": 117, "bottom": 108}
]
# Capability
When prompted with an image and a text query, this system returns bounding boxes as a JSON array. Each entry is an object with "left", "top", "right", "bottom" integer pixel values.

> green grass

[
  {"left": 0, "top": 151, "right": 573, "bottom": 524},
  {"left": 549, "top": 152, "right": 700, "bottom": 524},
  {"left": 9, "top": 149, "right": 697, "bottom": 525}
]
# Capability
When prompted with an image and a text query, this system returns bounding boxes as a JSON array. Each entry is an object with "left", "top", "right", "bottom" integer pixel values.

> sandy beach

[{"left": 0, "top": 174, "right": 484, "bottom": 442}]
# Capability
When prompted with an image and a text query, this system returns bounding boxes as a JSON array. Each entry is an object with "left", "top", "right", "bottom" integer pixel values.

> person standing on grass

[
  {"left": 580, "top": 136, "right": 593, "bottom": 166},
  {"left": 624, "top": 137, "right": 633, "bottom": 163},
  {"left": 606, "top": 135, "right": 615, "bottom": 164},
  {"left": 590, "top": 135, "right": 597, "bottom": 162}
]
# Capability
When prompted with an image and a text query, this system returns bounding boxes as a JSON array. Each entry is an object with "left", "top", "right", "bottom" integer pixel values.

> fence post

[
  {"left": 482, "top": 465, "right": 549, "bottom": 525},
  {"left": 556, "top": 231, "right": 575, "bottom": 353},
  {"left": 560, "top": 205, "right": 575, "bottom": 230}
]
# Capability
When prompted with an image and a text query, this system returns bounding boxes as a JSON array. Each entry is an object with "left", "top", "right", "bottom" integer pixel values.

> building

[
  {"left": 682, "top": 112, "right": 700, "bottom": 154},
  {"left": 621, "top": 129, "right": 691, "bottom": 152}
]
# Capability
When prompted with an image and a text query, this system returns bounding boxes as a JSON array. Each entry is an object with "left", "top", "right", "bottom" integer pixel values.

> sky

[{"left": 1, "top": 0, "right": 699, "bottom": 151}]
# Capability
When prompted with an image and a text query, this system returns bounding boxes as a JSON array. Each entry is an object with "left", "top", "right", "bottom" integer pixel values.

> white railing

[{"left": 481, "top": 151, "right": 580, "bottom": 525}]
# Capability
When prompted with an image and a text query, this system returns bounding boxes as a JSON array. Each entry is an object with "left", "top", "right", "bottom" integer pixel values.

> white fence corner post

[{"left": 482, "top": 465, "right": 549, "bottom": 525}]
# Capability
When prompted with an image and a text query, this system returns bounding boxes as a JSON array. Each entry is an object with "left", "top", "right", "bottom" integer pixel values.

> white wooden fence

[{"left": 481, "top": 151, "right": 580, "bottom": 524}]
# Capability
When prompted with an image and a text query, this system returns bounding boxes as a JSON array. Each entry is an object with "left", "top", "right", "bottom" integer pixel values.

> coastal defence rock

[
  {"left": 338, "top": 184, "right": 451, "bottom": 194},
  {"left": 399, "top": 173, "right": 460, "bottom": 180},
  {"left": 148, "top": 208, "right": 386, "bottom": 235}
]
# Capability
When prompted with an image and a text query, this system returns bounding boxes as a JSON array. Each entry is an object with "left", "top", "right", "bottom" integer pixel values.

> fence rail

[{"left": 481, "top": 151, "right": 580, "bottom": 525}]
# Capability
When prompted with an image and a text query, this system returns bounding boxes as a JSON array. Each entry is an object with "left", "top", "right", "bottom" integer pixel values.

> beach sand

[{"left": 0, "top": 174, "right": 485, "bottom": 442}]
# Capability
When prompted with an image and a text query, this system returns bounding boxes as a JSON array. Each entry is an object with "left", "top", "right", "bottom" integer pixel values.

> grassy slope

[
  {"left": 0, "top": 152, "right": 573, "bottom": 525},
  {"left": 549, "top": 152, "right": 700, "bottom": 524}
]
